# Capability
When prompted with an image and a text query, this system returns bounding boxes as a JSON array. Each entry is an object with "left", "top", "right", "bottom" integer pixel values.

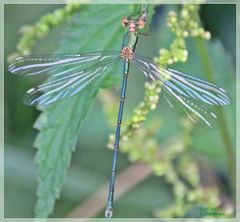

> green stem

[{"left": 195, "top": 37, "right": 235, "bottom": 192}]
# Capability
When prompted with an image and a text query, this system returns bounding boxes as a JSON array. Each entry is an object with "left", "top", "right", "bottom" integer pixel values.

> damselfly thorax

[{"left": 120, "top": 47, "right": 134, "bottom": 61}]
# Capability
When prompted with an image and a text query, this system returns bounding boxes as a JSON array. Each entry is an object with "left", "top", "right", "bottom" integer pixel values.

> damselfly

[{"left": 8, "top": 6, "right": 230, "bottom": 218}]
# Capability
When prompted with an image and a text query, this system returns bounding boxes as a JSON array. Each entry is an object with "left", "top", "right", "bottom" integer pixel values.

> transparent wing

[
  {"left": 162, "top": 84, "right": 219, "bottom": 128},
  {"left": 8, "top": 52, "right": 120, "bottom": 106},
  {"left": 133, "top": 55, "right": 230, "bottom": 128},
  {"left": 8, "top": 51, "right": 120, "bottom": 77}
]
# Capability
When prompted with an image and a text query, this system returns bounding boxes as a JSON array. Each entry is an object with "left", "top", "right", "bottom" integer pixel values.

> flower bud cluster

[{"left": 157, "top": 4, "right": 211, "bottom": 65}]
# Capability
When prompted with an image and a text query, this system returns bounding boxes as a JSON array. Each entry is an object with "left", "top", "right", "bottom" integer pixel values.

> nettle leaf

[{"left": 33, "top": 4, "right": 131, "bottom": 218}]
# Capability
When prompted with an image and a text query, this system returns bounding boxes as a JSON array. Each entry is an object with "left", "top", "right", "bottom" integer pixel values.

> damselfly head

[{"left": 121, "top": 12, "right": 147, "bottom": 33}]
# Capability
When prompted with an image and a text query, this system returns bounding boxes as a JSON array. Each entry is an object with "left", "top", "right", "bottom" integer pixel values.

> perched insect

[{"left": 8, "top": 6, "right": 230, "bottom": 218}]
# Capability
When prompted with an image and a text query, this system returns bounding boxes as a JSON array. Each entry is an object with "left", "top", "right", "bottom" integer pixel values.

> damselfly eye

[
  {"left": 121, "top": 17, "right": 129, "bottom": 27},
  {"left": 138, "top": 18, "right": 145, "bottom": 29}
]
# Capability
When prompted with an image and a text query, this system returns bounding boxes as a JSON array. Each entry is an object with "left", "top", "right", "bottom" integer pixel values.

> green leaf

[{"left": 33, "top": 4, "right": 131, "bottom": 218}]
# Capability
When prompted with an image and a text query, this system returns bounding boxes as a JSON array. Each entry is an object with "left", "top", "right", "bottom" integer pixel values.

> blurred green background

[{"left": 4, "top": 4, "right": 236, "bottom": 218}]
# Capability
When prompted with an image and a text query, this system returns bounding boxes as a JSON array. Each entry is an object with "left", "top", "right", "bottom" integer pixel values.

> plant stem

[{"left": 195, "top": 37, "right": 236, "bottom": 192}]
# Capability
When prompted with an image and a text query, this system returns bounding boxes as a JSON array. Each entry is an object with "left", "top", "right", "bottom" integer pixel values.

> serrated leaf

[{"left": 33, "top": 4, "right": 131, "bottom": 218}]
